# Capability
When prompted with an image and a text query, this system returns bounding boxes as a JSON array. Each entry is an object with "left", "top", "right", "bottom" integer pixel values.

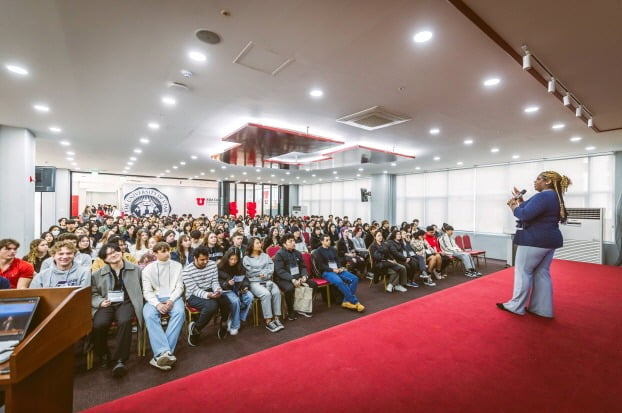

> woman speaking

[{"left": 497, "top": 171, "right": 572, "bottom": 318}]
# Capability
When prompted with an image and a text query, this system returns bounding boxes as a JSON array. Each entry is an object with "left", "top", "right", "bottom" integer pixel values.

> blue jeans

[
  {"left": 504, "top": 246, "right": 555, "bottom": 317},
  {"left": 223, "top": 290, "right": 253, "bottom": 329},
  {"left": 322, "top": 270, "right": 359, "bottom": 304},
  {"left": 142, "top": 298, "right": 185, "bottom": 357}
]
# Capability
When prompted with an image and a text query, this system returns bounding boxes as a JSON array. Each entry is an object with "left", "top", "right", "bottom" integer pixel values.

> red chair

[
  {"left": 306, "top": 251, "right": 331, "bottom": 307},
  {"left": 455, "top": 235, "right": 464, "bottom": 250},
  {"left": 266, "top": 245, "right": 281, "bottom": 258},
  {"left": 463, "top": 234, "right": 487, "bottom": 267},
  {"left": 302, "top": 231, "right": 310, "bottom": 245}
]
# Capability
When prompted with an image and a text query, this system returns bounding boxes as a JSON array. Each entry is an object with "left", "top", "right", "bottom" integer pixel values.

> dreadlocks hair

[{"left": 539, "top": 171, "right": 573, "bottom": 223}]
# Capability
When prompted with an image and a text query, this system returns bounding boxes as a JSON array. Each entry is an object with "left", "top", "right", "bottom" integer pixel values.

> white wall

[{"left": 298, "top": 178, "right": 371, "bottom": 222}]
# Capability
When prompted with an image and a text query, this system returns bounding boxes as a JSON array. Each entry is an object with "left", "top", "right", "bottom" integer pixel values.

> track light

[
  {"left": 588, "top": 118, "right": 593, "bottom": 128},
  {"left": 547, "top": 78, "right": 556, "bottom": 93},
  {"left": 576, "top": 106, "right": 583, "bottom": 117},
  {"left": 563, "top": 94, "right": 571, "bottom": 106},
  {"left": 522, "top": 52, "right": 532, "bottom": 70}
]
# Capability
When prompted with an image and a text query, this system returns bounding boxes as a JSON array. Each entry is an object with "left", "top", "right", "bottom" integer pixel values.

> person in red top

[
  {"left": 424, "top": 226, "right": 451, "bottom": 279},
  {"left": 0, "top": 239, "right": 35, "bottom": 289}
]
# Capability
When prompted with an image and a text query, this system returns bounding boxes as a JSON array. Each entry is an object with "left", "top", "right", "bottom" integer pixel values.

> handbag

[{"left": 293, "top": 282, "right": 313, "bottom": 313}]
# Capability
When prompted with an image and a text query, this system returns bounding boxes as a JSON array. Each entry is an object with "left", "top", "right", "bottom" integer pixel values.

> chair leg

[
  {"left": 86, "top": 349, "right": 93, "bottom": 370},
  {"left": 326, "top": 285, "right": 331, "bottom": 308}
]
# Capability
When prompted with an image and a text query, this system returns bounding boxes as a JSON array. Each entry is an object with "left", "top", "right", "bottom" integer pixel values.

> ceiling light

[
  {"left": 563, "top": 94, "right": 571, "bottom": 106},
  {"left": 257, "top": 177, "right": 262, "bottom": 180},
  {"left": 522, "top": 51, "right": 532, "bottom": 70},
  {"left": 415, "top": 166, "right": 421, "bottom": 170},
  {"left": 66, "top": 151, "right": 75, "bottom": 156},
  {"left": 483, "top": 78, "right": 500, "bottom": 87},
  {"left": 180, "top": 69, "right": 193, "bottom": 77},
  {"left": 433, "top": 156, "right": 440, "bottom": 161},
  {"left": 429, "top": 128, "right": 440, "bottom": 135},
  {"left": 180, "top": 161, "right": 186, "bottom": 166},
  {"left": 230, "top": 174, "right": 235, "bottom": 178},
  {"left": 242, "top": 172, "right": 247, "bottom": 175},
  {"left": 319, "top": 178, "right": 323, "bottom": 181},
  {"left": 356, "top": 174, "right": 361, "bottom": 177},
  {"left": 148, "top": 122, "right": 160, "bottom": 130},
  {"left": 382, "top": 170, "right": 388, "bottom": 174},
  {"left": 71, "top": 162, "right": 77, "bottom": 166},
  {"left": 285, "top": 171, "right": 290, "bottom": 175},
  {"left": 576, "top": 106, "right": 582, "bottom": 117},
  {"left": 75, "top": 167, "right": 81, "bottom": 170},
  {"left": 585, "top": 146, "right": 595, "bottom": 151},
  {"left": 5, "top": 64, "right": 29, "bottom": 76},
  {"left": 333, "top": 171, "right": 337, "bottom": 174},
  {"left": 210, "top": 169, "right": 215, "bottom": 173},
  {"left": 311, "top": 174, "right": 316, "bottom": 177},
  {"left": 129, "top": 156, "right": 137, "bottom": 161},
  {"left": 133, "top": 148, "right": 142, "bottom": 154},
  {"left": 161, "top": 96, "right": 176, "bottom": 106},
  {"left": 309, "top": 89, "right": 323, "bottom": 98},
  {"left": 191, "top": 155, "right": 198, "bottom": 160},
  {"left": 172, "top": 166, "right": 178, "bottom": 169},
  {"left": 547, "top": 78, "right": 556, "bottom": 93},
  {"left": 551, "top": 123, "right": 565, "bottom": 130},
  {"left": 127, "top": 162, "right": 133, "bottom": 166},
  {"left": 221, "top": 166, "right": 227, "bottom": 169},
  {"left": 66, "top": 157, "right": 74, "bottom": 161},
  {"left": 165, "top": 169, "right": 171, "bottom": 173},
  {"left": 296, "top": 176, "right": 300, "bottom": 179},
  {"left": 256, "top": 168, "right": 261, "bottom": 172},
  {"left": 49, "top": 126, "right": 62, "bottom": 133},
  {"left": 139, "top": 137, "right": 150, "bottom": 144},
  {"left": 33, "top": 104, "right": 50, "bottom": 112},
  {"left": 60, "top": 141, "right": 70, "bottom": 146},
  {"left": 491, "top": 148, "right": 500, "bottom": 153},
  {"left": 281, "top": 178, "right": 284, "bottom": 181},
  {"left": 413, "top": 31, "right": 433, "bottom": 43},
  {"left": 200, "top": 172, "right": 205, "bottom": 176},
  {"left": 188, "top": 51, "right": 207, "bottom": 62},
  {"left": 512, "top": 154, "right": 520, "bottom": 159},
  {"left": 456, "top": 161, "right": 463, "bottom": 166},
  {"left": 587, "top": 118, "right": 593, "bottom": 128},
  {"left": 358, "top": 167, "right": 364, "bottom": 171},
  {"left": 464, "top": 139, "right": 473, "bottom": 145},
  {"left": 271, "top": 174, "right": 275, "bottom": 177},
  {"left": 570, "top": 136, "right": 582, "bottom": 142},
  {"left": 524, "top": 106, "right": 539, "bottom": 113},
  {"left": 302, "top": 180, "right": 306, "bottom": 183},
  {"left": 390, "top": 162, "right": 396, "bottom": 166}
]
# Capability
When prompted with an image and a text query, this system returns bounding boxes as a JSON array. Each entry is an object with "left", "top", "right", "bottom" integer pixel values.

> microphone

[{"left": 512, "top": 189, "right": 527, "bottom": 200}]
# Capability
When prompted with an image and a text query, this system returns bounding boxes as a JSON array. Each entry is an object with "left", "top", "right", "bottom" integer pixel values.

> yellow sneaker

[
  {"left": 356, "top": 303, "right": 365, "bottom": 312},
  {"left": 341, "top": 301, "right": 358, "bottom": 310}
]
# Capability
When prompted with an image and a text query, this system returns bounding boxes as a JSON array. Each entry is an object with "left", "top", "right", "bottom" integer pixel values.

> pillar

[{"left": 370, "top": 173, "right": 396, "bottom": 224}]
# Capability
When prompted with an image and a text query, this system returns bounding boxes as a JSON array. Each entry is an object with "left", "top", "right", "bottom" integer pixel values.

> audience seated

[
  {"left": 0, "top": 238, "right": 34, "bottom": 288},
  {"left": 30, "top": 240, "right": 90, "bottom": 288},
  {"left": 438, "top": 225, "right": 481, "bottom": 278},
  {"left": 217, "top": 249, "right": 253, "bottom": 334},
  {"left": 369, "top": 231, "right": 408, "bottom": 292}
]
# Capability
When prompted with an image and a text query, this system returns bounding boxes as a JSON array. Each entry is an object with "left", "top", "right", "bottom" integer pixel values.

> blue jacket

[{"left": 513, "top": 190, "right": 563, "bottom": 249}]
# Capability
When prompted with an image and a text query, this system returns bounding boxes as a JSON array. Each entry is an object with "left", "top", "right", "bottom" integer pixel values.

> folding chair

[
  {"left": 463, "top": 234, "right": 487, "bottom": 267},
  {"left": 303, "top": 251, "right": 331, "bottom": 307}
]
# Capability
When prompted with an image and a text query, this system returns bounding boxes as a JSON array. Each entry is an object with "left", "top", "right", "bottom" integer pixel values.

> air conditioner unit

[
  {"left": 291, "top": 205, "right": 308, "bottom": 217},
  {"left": 554, "top": 208, "right": 603, "bottom": 264}
]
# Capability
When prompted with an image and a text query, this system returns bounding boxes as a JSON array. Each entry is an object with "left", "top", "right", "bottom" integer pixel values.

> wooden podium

[{"left": 0, "top": 287, "right": 91, "bottom": 413}]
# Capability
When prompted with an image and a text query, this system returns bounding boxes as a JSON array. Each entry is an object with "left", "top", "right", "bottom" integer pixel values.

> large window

[
  {"left": 395, "top": 154, "right": 614, "bottom": 240},
  {"left": 299, "top": 178, "right": 371, "bottom": 222}
]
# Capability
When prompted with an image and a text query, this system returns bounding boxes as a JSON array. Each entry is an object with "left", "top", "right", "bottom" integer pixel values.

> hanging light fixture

[
  {"left": 547, "top": 78, "right": 556, "bottom": 93},
  {"left": 563, "top": 94, "right": 571, "bottom": 106},
  {"left": 587, "top": 118, "right": 594, "bottom": 128},
  {"left": 576, "top": 106, "right": 583, "bottom": 117},
  {"left": 522, "top": 51, "right": 532, "bottom": 70}
]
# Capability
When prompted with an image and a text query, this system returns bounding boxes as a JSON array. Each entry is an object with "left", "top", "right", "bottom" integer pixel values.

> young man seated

[
  {"left": 0, "top": 238, "right": 34, "bottom": 289},
  {"left": 141, "top": 242, "right": 185, "bottom": 371},
  {"left": 29, "top": 240, "right": 90, "bottom": 288},
  {"left": 314, "top": 234, "right": 364, "bottom": 312}
]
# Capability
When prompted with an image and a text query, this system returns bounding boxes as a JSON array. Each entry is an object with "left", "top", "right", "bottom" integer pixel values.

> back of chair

[
  {"left": 463, "top": 234, "right": 472, "bottom": 250},
  {"left": 301, "top": 252, "right": 314, "bottom": 276},
  {"left": 302, "top": 231, "right": 310, "bottom": 245},
  {"left": 266, "top": 245, "right": 280, "bottom": 258},
  {"left": 310, "top": 250, "right": 322, "bottom": 278},
  {"left": 455, "top": 235, "right": 464, "bottom": 250}
]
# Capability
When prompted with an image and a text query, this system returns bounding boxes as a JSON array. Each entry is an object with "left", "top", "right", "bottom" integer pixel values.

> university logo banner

[{"left": 123, "top": 187, "right": 172, "bottom": 217}]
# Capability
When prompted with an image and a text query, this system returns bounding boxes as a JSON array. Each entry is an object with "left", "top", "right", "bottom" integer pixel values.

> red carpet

[{"left": 84, "top": 260, "right": 622, "bottom": 412}]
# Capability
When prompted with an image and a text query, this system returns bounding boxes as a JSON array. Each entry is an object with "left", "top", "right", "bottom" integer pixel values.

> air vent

[
  {"left": 337, "top": 106, "right": 411, "bottom": 131},
  {"left": 233, "top": 41, "right": 294, "bottom": 76},
  {"left": 566, "top": 208, "right": 601, "bottom": 220}
]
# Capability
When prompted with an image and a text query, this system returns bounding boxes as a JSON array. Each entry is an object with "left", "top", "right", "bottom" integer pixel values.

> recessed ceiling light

[
  {"left": 271, "top": 174, "right": 275, "bottom": 177},
  {"left": 242, "top": 172, "right": 247, "bottom": 175},
  {"left": 491, "top": 147, "right": 500, "bottom": 153},
  {"left": 200, "top": 172, "right": 205, "bottom": 176},
  {"left": 172, "top": 166, "right": 178, "bottom": 169},
  {"left": 296, "top": 176, "right": 300, "bottom": 179},
  {"left": 319, "top": 178, "right": 323, "bottom": 181},
  {"left": 333, "top": 171, "right": 337, "bottom": 174},
  {"left": 5, "top": 64, "right": 29, "bottom": 76},
  {"left": 180, "top": 161, "right": 186, "bottom": 166},
  {"left": 302, "top": 180, "right": 306, "bottom": 183},
  {"left": 193, "top": 175, "right": 197, "bottom": 179},
  {"left": 165, "top": 170, "right": 171, "bottom": 173},
  {"left": 257, "top": 177, "right": 262, "bottom": 180},
  {"left": 191, "top": 155, "right": 198, "bottom": 160},
  {"left": 383, "top": 170, "right": 388, "bottom": 174},
  {"left": 483, "top": 78, "right": 500, "bottom": 87},
  {"left": 358, "top": 167, "right": 364, "bottom": 171},
  {"left": 255, "top": 168, "right": 261, "bottom": 172},
  {"left": 66, "top": 151, "right": 75, "bottom": 156},
  {"left": 75, "top": 167, "right": 81, "bottom": 170},
  {"left": 129, "top": 156, "right": 137, "bottom": 161},
  {"left": 356, "top": 174, "right": 361, "bottom": 177},
  {"left": 433, "top": 156, "right": 440, "bottom": 161},
  {"left": 188, "top": 51, "right": 207, "bottom": 62},
  {"left": 429, "top": 128, "right": 440, "bottom": 135},
  {"left": 180, "top": 69, "right": 193, "bottom": 77},
  {"left": 210, "top": 169, "right": 215, "bottom": 173},
  {"left": 281, "top": 178, "right": 285, "bottom": 181},
  {"left": 457, "top": 161, "right": 463, "bottom": 165},
  {"left": 390, "top": 162, "right": 396, "bottom": 166},
  {"left": 415, "top": 166, "right": 421, "bottom": 170},
  {"left": 570, "top": 136, "right": 582, "bottom": 142},
  {"left": 551, "top": 123, "right": 565, "bottom": 130},
  {"left": 148, "top": 122, "right": 160, "bottom": 130},
  {"left": 66, "top": 157, "right": 74, "bottom": 161},
  {"left": 512, "top": 154, "right": 520, "bottom": 159},
  {"left": 464, "top": 139, "right": 473, "bottom": 145},
  {"left": 309, "top": 89, "right": 323, "bottom": 98},
  {"left": 585, "top": 146, "right": 596, "bottom": 151},
  {"left": 33, "top": 104, "right": 50, "bottom": 112},
  {"left": 161, "top": 96, "right": 177, "bottom": 106},
  {"left": 133, "top": 148, "right": 142, "bottom": 154},
  {"left": 221, "top": 166, "right": 227, "bottom": 169},
  {"left": 139, "top": 137, "right": 150, "bottom": 144},
  {"left": 524, "top": 106, "right": 540, "bottom": 113},
  {"left": 59, "top": 140, "right": 71, "bottom": 146},
  {"left": 285, "top": 171, "right": 290, "bottom": 175},
  {"left": 230, "top": 174, "right": 235, "bottom": 178},
  {"left": 311, "top": 174, "right": 316, "bottom": 177},
  {"left": 127, "top": 162, "right": 133, "bottom": 166},
  {"left": 71, "top": 162, "right": 77, "bottom": 166},
  {"left": 49, "top": 126, "right": 62, "bottom": 133},
  {"left": 413, "top": 30, "right": 433, "bottom": 43}
]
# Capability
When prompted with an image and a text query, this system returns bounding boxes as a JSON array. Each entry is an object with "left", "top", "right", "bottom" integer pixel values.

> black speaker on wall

[{"left": 35, "top": 166, "right": 56, "bottom": 192}]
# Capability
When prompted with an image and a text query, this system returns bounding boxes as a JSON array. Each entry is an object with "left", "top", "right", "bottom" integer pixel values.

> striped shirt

[{"left": 182, "top": 261, "right": 220, "bottom": 300}]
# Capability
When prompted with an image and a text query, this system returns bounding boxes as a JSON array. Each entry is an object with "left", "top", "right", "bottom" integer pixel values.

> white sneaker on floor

[
  {"left": 386, "top": 283, "right": 394, "bottom": 293},
  {"left": 150, "top": 358, "right": 172, "bottom": 371},
  {"left": 229, "top": 328, "right": 239, "bottom": 336},
  {"left": 394, "top": 285, "right": 407, "bottom": 292}
]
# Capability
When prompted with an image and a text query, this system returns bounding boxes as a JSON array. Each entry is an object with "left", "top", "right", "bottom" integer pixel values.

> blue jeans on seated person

[
  {"left": 322, "top": 270, "right": 359, "bottom": 304},
  {"left": 142, "top": 297, "right": 185, "bottom": 357},
  {"left": 223, "top": 290, "right": 254, "bottom": 329}
]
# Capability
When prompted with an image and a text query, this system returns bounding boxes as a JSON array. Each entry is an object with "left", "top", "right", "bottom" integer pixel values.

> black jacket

[
  {"left": 218, "top": 266, "right": 250, "bottom": 292},
  {"left": 386, "top": 240, "right": 407, "bottom": 264},
  {"left": 273, "top": 248, "right": 308, "bottom": 282},
  {"left": 369, "top": 242, "right": 393, "bottom": 269}
]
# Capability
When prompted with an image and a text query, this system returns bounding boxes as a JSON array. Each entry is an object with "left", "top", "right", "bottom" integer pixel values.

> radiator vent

[
  {"left": 566, "top": 208, "right": 602, "bottom": 220},
  {"left": 337, "top": 106, "right": 411, "bottom": 131},
  {"left": 555, "top": 208, "right": 603, "bottom": 264}
]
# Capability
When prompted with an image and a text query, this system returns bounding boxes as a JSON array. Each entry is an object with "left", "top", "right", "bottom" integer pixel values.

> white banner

[{"left": 122, "top": 184, "right": 219, "bottom": 217}]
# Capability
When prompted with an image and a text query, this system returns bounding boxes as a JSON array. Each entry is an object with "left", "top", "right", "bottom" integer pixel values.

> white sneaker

[
  {"left": 394, "top": 285, "right": 407, "bottom": 292},
  {"left": 229, "top": 328, "right": 239, "bottom": 336},
  {"left": 386, "top": 283, "right": 394, "bottom": 293},
  {"left": 150, "top": 357, "right": 172, "bottom": 371}
]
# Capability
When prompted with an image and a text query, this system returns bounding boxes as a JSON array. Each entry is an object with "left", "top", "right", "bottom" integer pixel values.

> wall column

[
  {"left": 0, "top": 125, "right": 35, "bottom": 254},
  {"left": 370, "top": 173, "right": 396, "bottom": 224}
]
